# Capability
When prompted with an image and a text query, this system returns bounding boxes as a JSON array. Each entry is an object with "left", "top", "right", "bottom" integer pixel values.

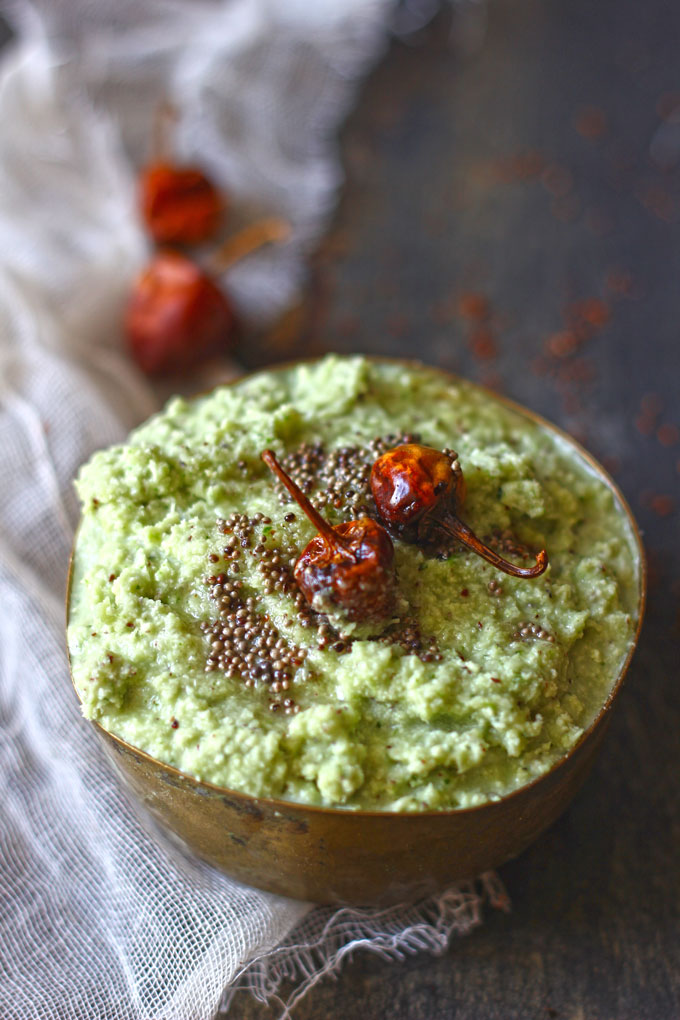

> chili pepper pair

[
  {"left": 262, "top": 444, "right": 549, "bottom": 631},
  {"left": 126, "top": 104, "right": 289, "bottom": 375}
]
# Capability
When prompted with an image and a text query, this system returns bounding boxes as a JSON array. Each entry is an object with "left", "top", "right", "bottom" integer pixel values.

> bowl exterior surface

[{"left": 97, "top": 716, "right": 609, "bottom": 905}]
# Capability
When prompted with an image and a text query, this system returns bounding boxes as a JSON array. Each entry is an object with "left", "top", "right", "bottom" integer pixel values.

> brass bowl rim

[{"left": 66, "top": 354, "right": 647, "bottom": 820}]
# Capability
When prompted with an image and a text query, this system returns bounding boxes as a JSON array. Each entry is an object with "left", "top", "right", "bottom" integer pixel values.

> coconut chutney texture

[{"left": 68, "top": 356, "right": 640, "bottom": 810}]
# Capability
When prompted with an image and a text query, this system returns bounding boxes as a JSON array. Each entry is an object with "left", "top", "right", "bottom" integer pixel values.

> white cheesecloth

[{"left": 0, "top": 3, "right": 506, "bottom": 1018}]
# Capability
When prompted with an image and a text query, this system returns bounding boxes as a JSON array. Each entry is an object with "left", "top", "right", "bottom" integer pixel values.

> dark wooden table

[
  {"left": 3, "top": 1, "right": 675, "bottom": 1015},
  {"left": 234, "top": 0, "right": 680, "bottom": 1016}
]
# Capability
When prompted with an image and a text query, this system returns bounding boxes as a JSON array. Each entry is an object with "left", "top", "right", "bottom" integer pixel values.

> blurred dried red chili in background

[
  {"left": 139, "top": 103, "right": 223, "bottom": 246},
  {"left": 125, "top": 250, "right": 235, "bottom": 375},
  {"left": 141, "top": 164, "right": 223, "bottom": 246},
  {"left": 125, "top": 218, "right": 290, "bottom": 375}
]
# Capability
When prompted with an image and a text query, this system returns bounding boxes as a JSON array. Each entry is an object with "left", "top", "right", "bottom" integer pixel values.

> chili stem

[
  {"left": 261, "top": 450, "right": 350, "bottom": 551},
  {"left": 151, "top": 100, "right": 178, "bottom": 163},
  {"left": 437, "top": 513, "right": 548, "bottom": 579},
  {"left": 211, "top": 218, "right": 291, "bottom": 272}
]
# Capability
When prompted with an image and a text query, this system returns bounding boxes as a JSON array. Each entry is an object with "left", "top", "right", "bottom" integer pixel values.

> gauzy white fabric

[{"left": 0, "top": 5, "right": 505, "bottom": 1019}]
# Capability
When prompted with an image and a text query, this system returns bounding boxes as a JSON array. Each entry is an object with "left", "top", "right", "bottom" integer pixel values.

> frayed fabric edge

[{"left": 220, "top": 872, "right": 510, "bottom": 1019}]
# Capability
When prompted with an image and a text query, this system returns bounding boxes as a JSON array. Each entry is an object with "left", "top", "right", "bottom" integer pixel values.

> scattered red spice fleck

[
  {"left": 584, "top": 299, "right": 610, "bottom": 328},
  {"left": 605, "top": 268, "right": 635, "bottom": 298},
  {"left": 540, "top": 163, "right": 573, "bottom": 198},
  {"left": 513, "top": 149, "right": 545, "bottom": 178},
  {"left": 458, "top": 293, "right": 490, "bottom": 321},
  {"left": 636, "top": 393, "right": 664, "bottom": 436},
  {"left": 545, "top": 330, "right": 579, "bottom": 358},
  {"left": 491, "top": 677, "right": 501, "bottom": 683},
  {"left": 657, "top": 424, "right": 680, "bottom": 447},
  {"left": 170, "top": 717, "right": 179, "bottom": 729},
  {"left": 573, "top": 105, "right": 607, "bottom": 139},
  {"left": 126, "top": 621, "right": 134, "bottom": 628},
  {"left": 477, "top": 621, "right": 483, "bottom": 629},
  {"left": 656, "top": 92, "right": 680, "bottom": 121},
  {"left": 636, "top": 416, "right": 656, "bottom": 436},
  {"left": 639, "top": 185, "right": 677, "bottom": 223},
  {"left": 650, "top": 494, "right": 676, "bottom": 517},
  {"left": 108, "top": 573, "right": 117, "bottom": 582},
  {"left": 460, "top": 589, "right": 469, "bottom": 597},
  {"left": 469, "top": 326, "right": 498, "bottom": 360},
  {"left": 567, "top": 298, "right": 610, "bottom": 329}
]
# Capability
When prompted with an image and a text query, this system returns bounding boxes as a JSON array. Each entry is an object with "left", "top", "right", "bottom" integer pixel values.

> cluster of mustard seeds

[
  {"left": 271, "top": 442, "right": 323, "bottom": 499},
  {"left": 202, "top": 587, "right": 306, "bottom": 713},
  {"left": 442, "top": 447, "right": 463, "bottom": 480},
  {"left": 201, "top": 507, "right": 360, "bottom": 711},
  {"left": 376, "top": 617, "right": 443, "bottom": 663},
  {"left": 512, "top": 621, "right": 555, "bottom": 642},
  {"left": 197, "top": 436, "right": 530, "bottom": 707},
  {"left": 201, "top": 511, "right": 309, "bottom": 713},
  {"left": 272, "top": 433, "right": 419, "bottom": 518}
]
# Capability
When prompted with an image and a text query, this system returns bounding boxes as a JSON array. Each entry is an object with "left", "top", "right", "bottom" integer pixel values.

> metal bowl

[{"left": 66, "top": 359, "right": 646, "bottom": 905}]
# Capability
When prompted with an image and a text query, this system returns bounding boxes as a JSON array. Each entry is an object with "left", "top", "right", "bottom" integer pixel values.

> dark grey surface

[
  {"left": 236, "top": 0, "right": 680, "bottom": 1017},
  {"left": 2, "top": 0, "right": 675, "bottom": 1016}
]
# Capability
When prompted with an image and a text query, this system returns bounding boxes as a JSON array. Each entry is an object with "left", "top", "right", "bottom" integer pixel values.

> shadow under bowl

[{"left": 67, "top": 358, "right": 646, "bottom": 906}]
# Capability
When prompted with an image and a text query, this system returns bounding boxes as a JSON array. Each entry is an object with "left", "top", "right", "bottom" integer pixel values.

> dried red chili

[
  {"left": 139, "top": 103, "right": 222, "bottom": 246},
  {"left": 370, "top": 444, "right": 548, "bottom": 579},
  {"left": 141, "top": 164, "right": 223, "bottom": 246},
  {"left": 125, "top": 250, "right": 235, "bottom": 375},
  {"left": 261, "top": 449, "right": 397, "bottom": 626},
  {"left": 126, "top": 218, "right": 289, "bottom": 375}
]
